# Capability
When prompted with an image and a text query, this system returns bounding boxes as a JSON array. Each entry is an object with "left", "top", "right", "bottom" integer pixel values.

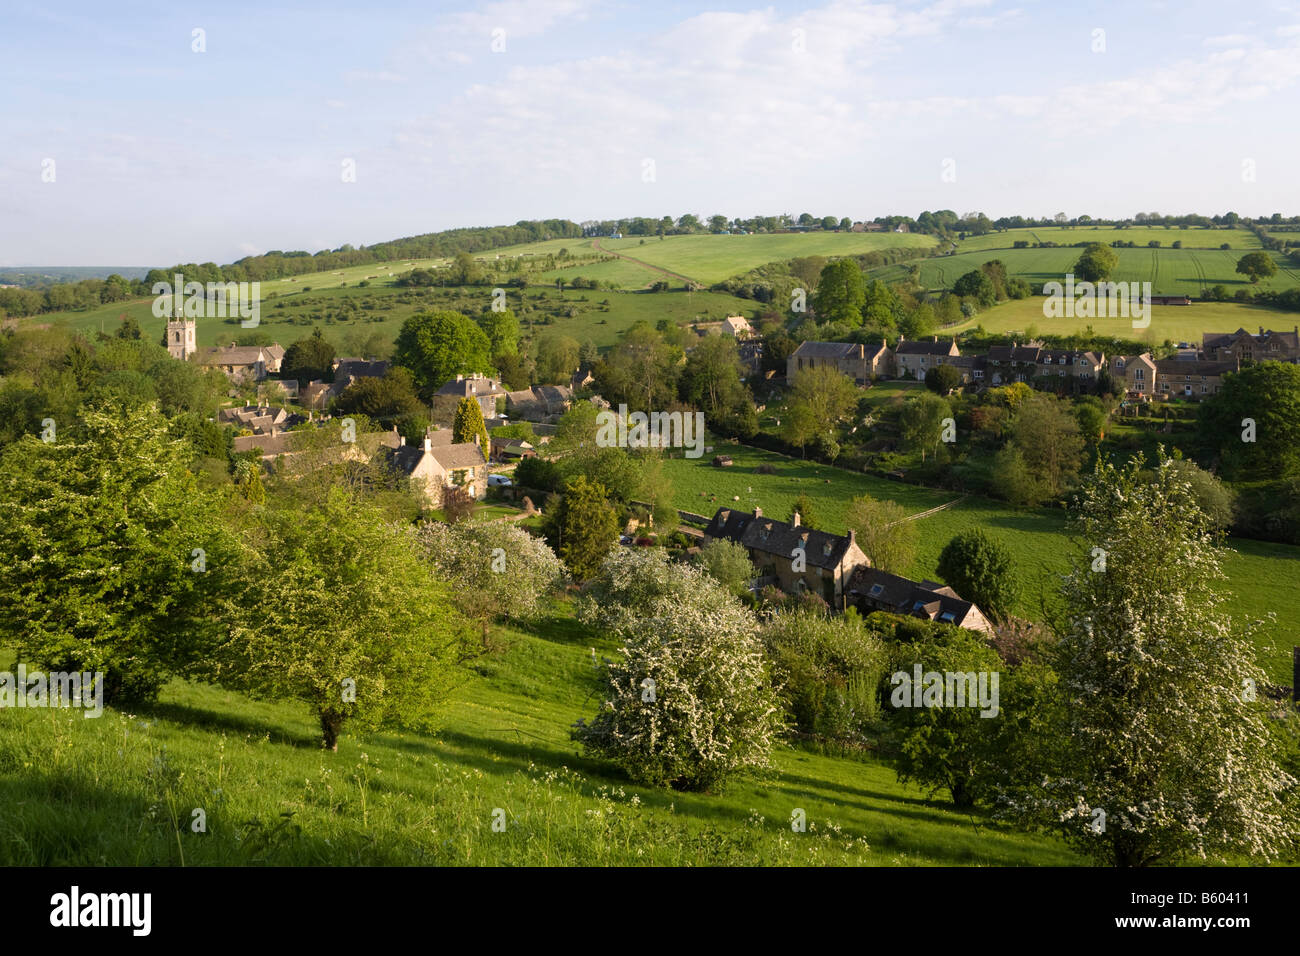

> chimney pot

[
  {"left": 753, "top": 506, "right": 762, "bottom": 518},
  {"left": 791, "top": 512, "right": 801, "bottom": 528}
]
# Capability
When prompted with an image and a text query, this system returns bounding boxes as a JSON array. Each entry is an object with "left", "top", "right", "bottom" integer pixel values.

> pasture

[{"left": 596, "top": 232, "right": 939, "bottom": 285}]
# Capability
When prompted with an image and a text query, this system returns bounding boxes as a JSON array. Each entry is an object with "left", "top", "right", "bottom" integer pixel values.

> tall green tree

[
  {"left": 936, "top": 529, "right": 1018, "bottom": 622},
  {"left": 1073, "top": 243, "right": 1119, "bottom": 282},
  {"left": 783, "top": 365, "right": 858, "bottom": 455},
  {"left": 452, "top": 395, "right": 489, "bottom": 450},
  {"left": 0, "top": 402, "right": 228, "bottom": 704},
  {"left": 1235, "top": 251, "right": 1278, "bottom": 283},
  {"left": 542, "top": 475, "right": 620, "bottom": 581},
  {"left": 478, "top": 308, "right": 519, "bottom": 356},
  {"left": 393, "top": 310, "right": 493, "bottom": 400},
  {"left": 812, "top": 259, "right": 866, "bottom": 325},
  {"left": 845, "top": 495, "right": 915, "bottom": 574},
  {"left": 217, "top": 489, "right": 473, "bottom": 750},
  {"left": 1199, "top": 361, "right": 1300, "bottom": 480},
  {"left": 899, "top": 392, "right": 951, "bottom": 462},
  {"left": 282, "top": 328, "right": 337, "bottom": 385},
  {"left": 1036, "top": 454, "right": 1296, "bottom": 866}
]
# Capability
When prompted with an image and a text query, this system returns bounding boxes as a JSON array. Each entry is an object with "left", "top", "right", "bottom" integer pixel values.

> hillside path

[{"left": 591, "top": 238, "right": 697, "bottom": 286}]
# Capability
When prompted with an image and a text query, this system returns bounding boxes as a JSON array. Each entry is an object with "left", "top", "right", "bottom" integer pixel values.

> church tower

[{"left": 166, "top": 310, "right": 197, "bottom": 361}]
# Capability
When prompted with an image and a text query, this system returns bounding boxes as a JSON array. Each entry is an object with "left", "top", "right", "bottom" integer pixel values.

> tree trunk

[{"left": 320, "top": 710, "right": 343, "bottom": 751}]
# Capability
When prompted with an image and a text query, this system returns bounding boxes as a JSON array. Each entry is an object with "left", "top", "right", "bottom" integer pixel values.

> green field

[
  {"left": 596, "top": 232, "right": 939, "bottom": 285},
  {"left": 952, "top": 226, "right": 1260, "bottom": 253},
  {"left": 872, "top": 246, "right": 1300, "bottom": 297},
  {"left": 950, "top": 298, "right": 1300, "bottom": 346},
  {"left": 665, "top": 440, "right": 1298, "bottom": 683},
  {"left": 0, "top": 612, "right": 1079, "bottom": 866}
]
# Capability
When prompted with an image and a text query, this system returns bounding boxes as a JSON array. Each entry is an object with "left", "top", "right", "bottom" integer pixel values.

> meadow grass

[
  {"left": 0, "top": 616, "right": 1080, "bottom": 867},
  {"left": 597, "top": 232, "right": 938, "bottom": 285},
  {"left": 662, "top": 440, "right": 1299, "bottom": 682}
]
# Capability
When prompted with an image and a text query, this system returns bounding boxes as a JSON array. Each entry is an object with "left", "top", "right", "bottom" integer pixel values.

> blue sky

[{"left": 3, "top": 0, "right": 1299, "bottom": 265}]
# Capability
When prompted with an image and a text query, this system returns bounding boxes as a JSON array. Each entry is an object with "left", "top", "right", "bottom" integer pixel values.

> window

[
  {"left": 869, "top": 583, "right": 884, "bottom": 597},
  {"left": 939, "top": 612, "right": 956, "bottom": 623}
]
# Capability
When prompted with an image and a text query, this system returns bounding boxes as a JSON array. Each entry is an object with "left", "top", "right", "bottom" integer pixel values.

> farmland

[
  {"left": 950, "top": 226, "right": 1261, "bottom": 253},
  {"left": 664, "top": 440, "right": 1298, "bottom": 684},
  {"left": 869, "top": 246, "right": 1300, "bottom": 297}
]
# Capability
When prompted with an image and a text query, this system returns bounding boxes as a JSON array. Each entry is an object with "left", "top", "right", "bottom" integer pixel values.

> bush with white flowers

[{"left": 573, "top": 549, "right": 783, "bottom": 792}]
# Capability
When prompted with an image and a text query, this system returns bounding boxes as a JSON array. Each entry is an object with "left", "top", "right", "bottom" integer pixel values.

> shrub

[
  {"left": 696, "top": 538, "right": 756, "bottom": 596},
  {"left": 573, "top": 550, "right": 783, "bottom": 791},
  {"left": 760, "top": 609, "right": 888, "bottom": 743},
  {"left": 881, "top": 626, "right": 1005, "bottom": 807}
]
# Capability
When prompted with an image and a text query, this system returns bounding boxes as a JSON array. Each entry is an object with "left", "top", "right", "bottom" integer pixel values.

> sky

[{"left": 3, "top": 0, "right": 1300, "bottom": 266}]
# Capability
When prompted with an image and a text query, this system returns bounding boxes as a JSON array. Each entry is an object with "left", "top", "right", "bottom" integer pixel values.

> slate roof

[
  {"left": 789, "top": 341, "right": 862, "bottom": 360},
  {"left": 703, "top": 508, "right": 854, "bottom": 570},
  {"left": 334, "top": 358, "right": 390, "bottom": 379},
  {"left": 437, "top": 375, "right": 507, "bottom": 398},
  {"left": 430, "top": 443, "right": 487, "bottom": 470},
  {"left": 986, "top": 345, "right": 1043, "bottom": 363},
  {"left": 846, "top": 566, "right": 985, "bottom": 628},
  {"left": 895, "top": 339, "right": 957, "bottom": 356},
  {"left": 1203, "top": 327, "right": 1300, "bottom": 351},
  {"left": 1153, "top": 358, "right": 1239, "bottom": 376},
  {"left": 199, "top": 346, "right": 268, "bottom": 367}
]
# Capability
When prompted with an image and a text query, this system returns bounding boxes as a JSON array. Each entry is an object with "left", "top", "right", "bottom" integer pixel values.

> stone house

[
  {"left": 703, "top": 507, "right": 868, "bottom": 606},
  {"left": 786, "top": 341, "right": 893, "bottom": 384},
  {"left": 437, "top": 372, "right": 508, "bottom": 420},
  {"left": 1202, "top": 326, "right": 1300, "bottom": 364},
  {"left": 845, "top": 567, "right": 994, "bottom": 634},
  {"left": 894, "top": 337, "right": 959, "bottom": 380},
  {"left": 381, "top": 434, "right": 488, "bottom": 507},
  {"left": 1154, "top": 357, "right": 1239, "bottom": 400}
]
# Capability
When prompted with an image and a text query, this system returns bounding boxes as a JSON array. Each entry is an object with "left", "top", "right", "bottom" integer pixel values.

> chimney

[
  {"left": 933, "top": 335, "right": 938, "bottom": 343},
  {"left": 791, "top": 511, "right": 801, "bottom": 528},
  {"left": 753, "top": 506, "right": 762, "bottom": 518},
  {"left": 847, "top": 528, "right": 856, "bottom": 548},
  {"left": 399, "top": 436, "right": 406, "bottom": 446},
  {"left": 423, "top": 437, "right": 431, "bottom": 453}
]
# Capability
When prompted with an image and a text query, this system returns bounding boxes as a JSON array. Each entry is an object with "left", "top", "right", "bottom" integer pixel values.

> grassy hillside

[
  {"left": 664, "top": 440, "right": 1298, "bottom": 683},
  {"left": 0, "top": 615, "right": 1079, "bottom": 866},
  {"left": 19, "top": 284, "right": 761, "bottom": 355},
  {"left": 596, "top": 232, "right": 939, "bottom": 285},
  {"left": 871, "top": 246, "right": 1300, "bottom": 297}
]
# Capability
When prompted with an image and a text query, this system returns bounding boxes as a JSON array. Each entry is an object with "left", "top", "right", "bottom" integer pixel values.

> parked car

[{"left": 487, "top": 474, "right": 513, "bottom": 488}]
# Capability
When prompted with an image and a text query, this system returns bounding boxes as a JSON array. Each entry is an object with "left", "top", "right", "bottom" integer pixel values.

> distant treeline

[{"left": 0, "top": 219, "right": 585, "bottom": 320}]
